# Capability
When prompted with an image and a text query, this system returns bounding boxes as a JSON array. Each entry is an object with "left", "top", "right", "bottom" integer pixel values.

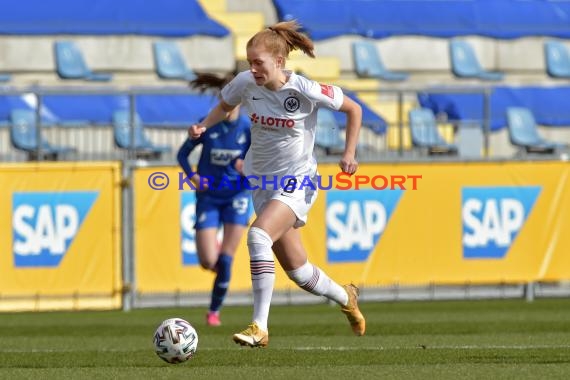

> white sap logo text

[
  {"left": 326, "top": 189, "right": 403, "bottom": 263},
  {"left": 327, "top": 200, "right": 386, "bottom": 251},
  {"left": 463, "top": 198, "right": 524, "bottom": 248},
  {"left": 12, "top": 191, "right": 98, "bottom": 267},
  {"left": 13, "top": 204, "right": 79, "bottom": 256},
  {"left": 461, "top": 186, "right": 540, "bottom": 259}
]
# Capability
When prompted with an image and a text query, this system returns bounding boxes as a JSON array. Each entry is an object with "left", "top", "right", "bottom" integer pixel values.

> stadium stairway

[
  {"left": 198, "top": 0, "right": 265, "bottom": 63},
  {"left": 198, "top": 0, "right": 345, "bottom": 84}
]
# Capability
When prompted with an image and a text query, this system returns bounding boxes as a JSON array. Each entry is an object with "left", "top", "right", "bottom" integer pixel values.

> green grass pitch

[{"left": 1, "top": 298, "right": 570, "bottom": 379}]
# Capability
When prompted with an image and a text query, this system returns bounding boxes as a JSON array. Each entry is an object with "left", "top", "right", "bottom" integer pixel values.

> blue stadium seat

[
  {"left": 112, "top": 110, "right": 171, "bottom": 159},
  {"left": 54, "top": 41, "right": 113, "bottom": 81},
  {"left": 0, "top": 74, "right": 11, "bottom": 83},
  {"left": 153, "top": 41, "right": 197, "bottom": 81},
  {"left": 449, "top": 39, "right": 504, "bottom": 81},
  {"left": 544, "top": 39, "right": 570, "bottom": 79},
  {"left": 506, "top": 107, "right": 567, "bottom": 154},
  {"left": 409, "top": 108, "right": 458, "bottom": 155},
  {"left": 352, "top": 41, "right": 409, "bottom": 81},
  {"left": 10, "top": 109, "right": 75, "bottom": 160},
  {"left": 315, "top": 109, "right": 345, "bottom": 155}
]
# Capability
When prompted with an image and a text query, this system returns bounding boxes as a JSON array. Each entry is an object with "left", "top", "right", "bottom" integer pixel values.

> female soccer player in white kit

[{"left": 188, "top": 20, "right": 365, "bottom": 347}]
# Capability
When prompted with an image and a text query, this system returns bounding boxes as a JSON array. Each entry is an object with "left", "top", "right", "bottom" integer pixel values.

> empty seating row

[
  {"left": 0, "top": 91, "right": 220, "bottom": 160},
  {"left": 314, "top": 83, "right": 570, "bottom": 157},
  {"left": 119, "top": 106, "right": 570, "bottom": 160},
  {"left": 315, "top": 103, "right": 568, "bottom": 158},
  {"left": 8, "top": 109, "right": 172, "bottom": 160},
  {"left": 53, "top": 40, "right": 200, "bottom": 82},
  {"left": 1, "top": 88, "right": 388, "bottom": 159},
  {"left": 418, "top": 86, "right": 570, "bottom": 131},
  {"left": 6, "top": 38, "right": 564, "bottom": 85},
  {"left": 4, "top": 84, "right": 570, "bottom": 157},
  {"left": 408, "top": 107, "right": 568, "bottom": 156},
  {"left": 7, "top": 101, "right": 567, "bottom": 161},
  {"left": 4, "top": 31, "right": 568, "bottom": 86},
  {"left": 353, "top": 39, "right": 570, "bottom": 82},
  {"left": 0, "top": 40, "right": 209, "bottom": 83}
]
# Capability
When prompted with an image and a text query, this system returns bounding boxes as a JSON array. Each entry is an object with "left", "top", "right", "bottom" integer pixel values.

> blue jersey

[{"left": 177, "top": 114, "right": 251, "bottom": 199}]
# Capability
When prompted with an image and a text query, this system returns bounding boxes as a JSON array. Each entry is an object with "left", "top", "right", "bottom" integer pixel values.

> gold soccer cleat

[
  {"left": 232, "top": 322, "right": 269, "bottom": 348},
  {"left": 340, "top": 284, "right": 366, "bottom": 336}
]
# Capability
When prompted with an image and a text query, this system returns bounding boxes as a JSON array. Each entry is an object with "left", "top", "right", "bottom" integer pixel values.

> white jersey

[{"left": 221, "top": 70, "right": 344, "bottom": 180}]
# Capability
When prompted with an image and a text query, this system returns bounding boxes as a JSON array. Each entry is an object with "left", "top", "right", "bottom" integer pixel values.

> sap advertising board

[
  {"left": 12, "top": 191, "right": 99, "bottom": 267},
  {"left": 462, "top": 186, "right": 540, "bottom": 259},
  {"left": 326, "top": 189, "right": 403, "bottom": 263},
  {"left": 325, "top": 186, "right": 541, "bottom": 263}
]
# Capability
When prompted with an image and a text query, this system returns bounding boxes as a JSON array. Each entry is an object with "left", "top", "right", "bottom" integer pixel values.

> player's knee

[
  {"left": 286, "top": 269, "right": 302, "bottom": 285},
  {"left": 247, "top": 227, "right": 273, "bottom": 247},
  {"left": 286, "top": 261, "right": 312, "bottom": 286},
  {"left": 247, "top": 227, "right": 273, "bottom": 261},
  {"left": 198, "top": 258, "right": 217, "bottom": 271}
]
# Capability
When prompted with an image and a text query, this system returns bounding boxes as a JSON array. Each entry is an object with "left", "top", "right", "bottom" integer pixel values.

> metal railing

[{"left": 2, "top": 84, "right": 565, "bottom": 164}]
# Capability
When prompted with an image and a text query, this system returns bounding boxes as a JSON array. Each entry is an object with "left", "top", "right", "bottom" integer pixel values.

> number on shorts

[
  {"left": 232, "top": 197, "right": 249, "bottom": 215},
  {"left": 283, "top": 178, "right": 297, "bottom": 193}
]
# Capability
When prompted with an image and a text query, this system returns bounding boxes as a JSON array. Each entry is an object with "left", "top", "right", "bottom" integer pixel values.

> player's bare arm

[{"left": 338, "top": 96, "right": 362, "bottom": 174}]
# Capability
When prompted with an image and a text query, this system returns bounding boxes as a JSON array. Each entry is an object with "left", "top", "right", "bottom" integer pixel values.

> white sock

[
  {"left": 286, "top": 261, "right": 348, "bottom": 306},
  {"left": 247, "top": 227, "right": 275, "bottom": 332}
]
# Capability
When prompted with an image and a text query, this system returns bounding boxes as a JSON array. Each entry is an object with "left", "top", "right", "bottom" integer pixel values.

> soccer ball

[{"left": 153, "top": 317, "right": 198, "bottom": 364}]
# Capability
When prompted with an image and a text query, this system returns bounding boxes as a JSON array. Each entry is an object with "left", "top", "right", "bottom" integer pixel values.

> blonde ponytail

[{"left": 247, "top": 20, "right": 315, "bottom": 59}]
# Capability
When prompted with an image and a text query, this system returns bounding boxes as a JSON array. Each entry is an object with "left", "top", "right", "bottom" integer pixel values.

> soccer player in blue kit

[{"left": 177, "top": 72, "right": 252, "bottom": 326}]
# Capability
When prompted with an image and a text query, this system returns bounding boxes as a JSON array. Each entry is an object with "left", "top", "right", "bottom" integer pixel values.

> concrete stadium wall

[
  {"left": 0, "top": 35, "right": 235, "bottom": 73},
  {"left": 1, "top": 33, "right": 565, "bottom": 80},
  {"left": 315, "top": 35, "right": 560, "bottom": 74}
]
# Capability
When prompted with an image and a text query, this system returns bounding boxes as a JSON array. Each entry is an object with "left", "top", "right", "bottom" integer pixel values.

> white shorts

[{"left": 251, "top": 174, "right": 319, "bottom": 228}]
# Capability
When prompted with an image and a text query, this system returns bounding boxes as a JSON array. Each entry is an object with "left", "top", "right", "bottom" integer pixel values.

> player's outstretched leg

[
  {"left": 286, "top": 261, "right": 366, "bottom": 336},
  {"left": 340, "top": 284, "right": 366, "bottom": 336},
  {"left": 232, "top": 322, "right": 269, "bottom": 348}
]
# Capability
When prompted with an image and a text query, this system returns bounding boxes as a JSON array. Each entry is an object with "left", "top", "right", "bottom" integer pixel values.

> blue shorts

[{"left": 194, "top": 191, "right": 252, "bottom": 230}]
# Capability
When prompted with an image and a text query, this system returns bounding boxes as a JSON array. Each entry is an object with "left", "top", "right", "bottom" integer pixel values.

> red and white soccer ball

[{"left": 153, "top": 318, "right": 198, "bottom": 364}]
